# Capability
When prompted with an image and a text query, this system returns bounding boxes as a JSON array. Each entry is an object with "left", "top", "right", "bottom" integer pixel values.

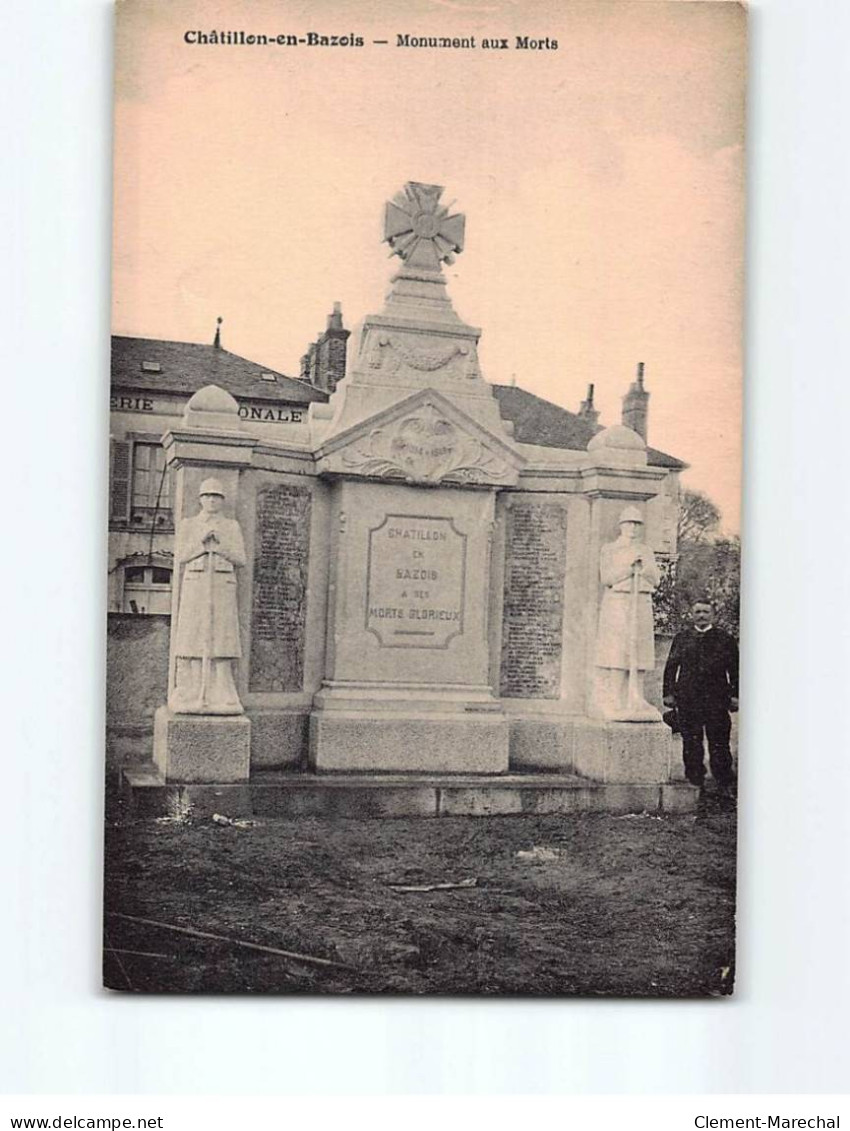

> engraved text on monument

[{"left": 366, "top": 515, "right": 466, "bottom": 648}]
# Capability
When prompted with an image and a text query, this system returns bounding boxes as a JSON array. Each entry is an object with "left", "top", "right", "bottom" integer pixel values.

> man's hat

[
  {"left": 198, "top": 477, "right": 225, "bottom": 497},
  {"left": 662, "top": 708, "right": 680, "bottom": 735},
  {"left": 618, "top": 505, "right": 644, "bottom": 525}
]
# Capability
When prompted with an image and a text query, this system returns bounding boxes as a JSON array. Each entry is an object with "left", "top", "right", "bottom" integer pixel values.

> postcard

[{"left": 105, "top": 0, "right": 745, "bottom": 995}]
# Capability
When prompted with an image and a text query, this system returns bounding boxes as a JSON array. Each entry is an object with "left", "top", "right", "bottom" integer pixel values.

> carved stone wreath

[
  {"left": 368, "top": 334, "right": 479, "bottom": 380},
  {"left": 340, "top": 403, "right": 511, "bottom": 485}
]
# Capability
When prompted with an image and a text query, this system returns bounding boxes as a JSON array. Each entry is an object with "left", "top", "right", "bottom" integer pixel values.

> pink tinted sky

[{"left": 113, "top": 0, "right": 746, "bottom": 530}]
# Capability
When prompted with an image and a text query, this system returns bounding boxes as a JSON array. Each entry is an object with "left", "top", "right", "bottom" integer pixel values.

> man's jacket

[{"left": 662, "top": 627, "right": 739, "bottom": 710}]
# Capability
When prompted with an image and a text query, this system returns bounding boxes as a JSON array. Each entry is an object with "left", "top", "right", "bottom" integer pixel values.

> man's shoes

[{"left": 714, "top": 781, "right": 737, "bottom": 808}]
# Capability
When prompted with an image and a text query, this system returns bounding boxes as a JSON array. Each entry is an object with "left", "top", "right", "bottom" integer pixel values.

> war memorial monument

[{"left": 126, "top": 182, "right": 692, "bottom": 818}]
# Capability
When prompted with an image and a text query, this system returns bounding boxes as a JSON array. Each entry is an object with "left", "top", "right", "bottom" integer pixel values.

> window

[
  {"left": 132, "top": 442, "right": 170, "bottom": 513},
  {"left": 122, "top": 565, "right": 173, "bottom": 615},
  {"left": 110, "top": 438, "right": 173, "bottom": 527}
]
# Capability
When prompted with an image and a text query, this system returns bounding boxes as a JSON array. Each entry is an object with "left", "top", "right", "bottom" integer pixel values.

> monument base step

[
  {"left": 308, "top": 709, "right": 510, "bottom": 774},
  {"left": 121, "top": 766, "right": 698, "bottom": 819}
]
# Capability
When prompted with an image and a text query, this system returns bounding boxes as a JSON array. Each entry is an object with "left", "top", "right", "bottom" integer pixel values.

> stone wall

[
  {"left": 645, "top": 635, "right": 672, "bottom": 709},
  {"left": 104, "top": 622, "right": 704, "bottom": 771},
  {"left": 106, "top": 613, "right": 170, "bottom": 766}
]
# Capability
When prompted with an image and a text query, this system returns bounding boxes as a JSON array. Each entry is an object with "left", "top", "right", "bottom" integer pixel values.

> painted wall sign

[
  {"left": 237, "top": 405, "right": 304, "bottom": 423},
  {"left": 110, "top": 395, "right": 156, "bottom": 412},
  {"left": 110, "top": 394, "right": 306, "bottom": 423}
]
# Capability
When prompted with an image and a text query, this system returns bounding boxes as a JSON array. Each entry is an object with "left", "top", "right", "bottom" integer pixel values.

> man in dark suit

[{"left": 663, "top": 598, "right": 739, "bottom": 794}]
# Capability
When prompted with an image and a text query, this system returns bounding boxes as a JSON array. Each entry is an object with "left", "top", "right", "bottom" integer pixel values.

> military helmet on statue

[
  {"left": 198, "top": 477, "right": 225, "bottom": 498},
  {"left": 618, "top": 505, "right": 644, "bottom": 525}
]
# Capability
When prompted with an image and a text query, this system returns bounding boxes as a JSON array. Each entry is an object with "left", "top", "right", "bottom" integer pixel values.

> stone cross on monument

[{"left": 384, "top": 182, "right": 465, "bottom": 272}]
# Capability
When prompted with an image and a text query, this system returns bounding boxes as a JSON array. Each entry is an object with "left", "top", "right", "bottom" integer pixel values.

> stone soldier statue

[
  {"left": 593, "top": 505, "right": 661, "bottom": 721},
  {"left": 168, "top": 477, "right": 247, "bottom": 715}
]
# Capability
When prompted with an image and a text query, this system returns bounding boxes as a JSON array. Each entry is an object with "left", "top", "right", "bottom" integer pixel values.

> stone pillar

[
  {"left": 571, "top": 424, "right": 675, "bottom": 784},
  {"left": 305, "top": 183, "right": 525, "bottom": 775},
  {"left": 153, "top": 385, "right": 258, "bottom": 785}
]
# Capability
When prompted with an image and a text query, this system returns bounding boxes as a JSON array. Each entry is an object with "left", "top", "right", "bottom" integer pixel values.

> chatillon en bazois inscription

[{"left": 365, "top": 514, "right": 466, "bottom": 649}]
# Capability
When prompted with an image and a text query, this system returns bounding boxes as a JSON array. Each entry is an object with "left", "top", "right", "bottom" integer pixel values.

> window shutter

[{"left": 109, "top": 439, "right": 131, "bottom": 521}]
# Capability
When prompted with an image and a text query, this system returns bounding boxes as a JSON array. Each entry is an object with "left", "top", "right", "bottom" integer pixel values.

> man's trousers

[{"left": 678, "top": 707, "right": 734, "bottom": 788}]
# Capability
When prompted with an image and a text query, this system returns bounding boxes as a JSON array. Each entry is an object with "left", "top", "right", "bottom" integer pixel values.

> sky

[{"left": 112, "top": 0, "right": 746, "bottom": 531}]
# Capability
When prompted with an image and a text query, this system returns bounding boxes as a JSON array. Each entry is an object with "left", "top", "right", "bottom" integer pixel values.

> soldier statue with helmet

[
  {"left": 169, "top": 477, "right": 247, "bottom": 715},
  {"left": 593, "top": 505, "right": 661, "bottom": 721}
]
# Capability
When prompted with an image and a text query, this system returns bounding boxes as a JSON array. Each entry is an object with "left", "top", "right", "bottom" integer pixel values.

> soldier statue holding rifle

[
  {"left": 593, "top": 505, "right": 661, "bottom": 721},
  {"left": 168, "top": 477, "right": 246, "bottom": 715}
]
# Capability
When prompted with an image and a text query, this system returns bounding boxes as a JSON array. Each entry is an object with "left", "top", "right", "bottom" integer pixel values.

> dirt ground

[{"left": 103, "top": 794, "right": 737, "bottom": 997}]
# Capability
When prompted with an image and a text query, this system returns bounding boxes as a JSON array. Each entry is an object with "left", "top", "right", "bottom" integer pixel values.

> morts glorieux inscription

[
  {"left": 500, "top": 502, "right": 567, "bottom": 699},
  {"left": 366, "top": 514, "right": 466, "bottom": 648},
  {"left": 249, "top": 484, "right": 312, "bottom": 691}
]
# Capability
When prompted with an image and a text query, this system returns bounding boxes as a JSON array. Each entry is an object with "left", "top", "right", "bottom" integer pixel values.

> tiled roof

[
  {"left": 111, "top": 337, "right": 683, "bottom": 467},
  {"left": 492, "top": 384, "right": 685, "bottom": 470},
  {"left": 111, "top": 336, "right": 329, "bottom": 405}
]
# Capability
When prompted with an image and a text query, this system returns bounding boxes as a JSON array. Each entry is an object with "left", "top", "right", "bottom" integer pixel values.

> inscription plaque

[
  {"left": 500, "top": 502, "right": 567, "bottom": 698},
  {"left": 366, "top": 514, "right": 466, "bottom": 649},
  {"left": 249, "top": 485, "right": 312, "bottom": 691}
]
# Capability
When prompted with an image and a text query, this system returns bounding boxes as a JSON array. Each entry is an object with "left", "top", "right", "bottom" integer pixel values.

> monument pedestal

[
  {"left": 309, "top": 694, "right": 509, "bottom": 774},
  {"left": 153, "top": 706, "right": 251, "bottom": 783},
  {"left": 572, "top": 717, "right": 673, "bottom": 784}
]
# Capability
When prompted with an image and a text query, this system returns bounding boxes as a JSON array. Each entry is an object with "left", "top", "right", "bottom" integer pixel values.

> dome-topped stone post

[{"left": 152, "top": 384, "right": 259, "bottom": 802}]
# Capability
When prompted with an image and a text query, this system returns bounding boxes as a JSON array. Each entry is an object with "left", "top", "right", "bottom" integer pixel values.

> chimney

[
  {"left": 578, "top": 383, "right": 600, "bottom": 428},
  {"left": 302, "top": 302, "right": 350, "bottom": 393},
  {"left": 327, "top": 301, "right": 344, "bottom": 331},
  {"left": 622, "top": 361, "right": 649, "bottom": 442}
]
